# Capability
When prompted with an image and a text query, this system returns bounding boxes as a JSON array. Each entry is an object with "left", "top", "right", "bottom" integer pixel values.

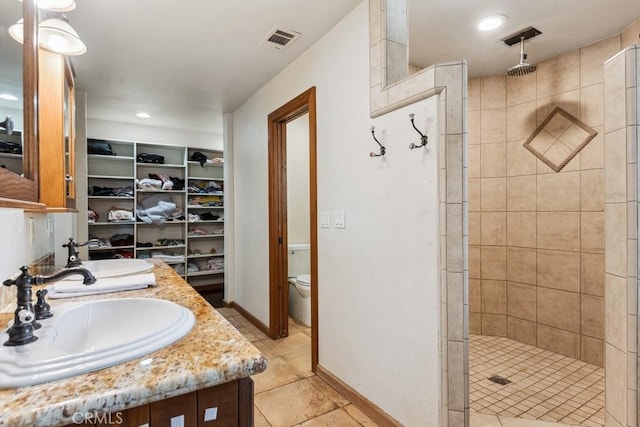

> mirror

[
  {"left": 0, "top": 1, "right": 23, "bottom": 176},
  {"left": 0, "top": 0, "right": 41, "bottom": 208},
  {"left": 64, "top": 61, "right": 75, "bottom": 202}
]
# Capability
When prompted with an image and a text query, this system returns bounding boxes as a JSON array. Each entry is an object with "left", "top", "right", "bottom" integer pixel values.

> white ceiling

[
  {"left": 70, "top": 0, "right": 363, "bottom": 134},
  {"left": 1, "top": 0, "right": 640, "bottom": 136},
  {"left": 409, "top": 0, "right": 640, "bottom": 78}
]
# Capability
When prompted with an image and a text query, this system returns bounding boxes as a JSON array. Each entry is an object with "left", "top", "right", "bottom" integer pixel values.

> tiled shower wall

[
  {"left": 602, "top": 44, "right": 639, "bottom": 427},
  {"left": 468, "top": 29, "right": 640, "bottom": 367}
]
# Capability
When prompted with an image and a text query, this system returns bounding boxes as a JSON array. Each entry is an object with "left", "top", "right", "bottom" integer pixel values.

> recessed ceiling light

[
  {"left": 136, "top": 112, "right": 152, "bottom": 119},
  {"left": 478, "top": 15, "right": 507, "bottom": 31},
  {"left": 0, "top": 94, "right": 18, "bottom": 101}
]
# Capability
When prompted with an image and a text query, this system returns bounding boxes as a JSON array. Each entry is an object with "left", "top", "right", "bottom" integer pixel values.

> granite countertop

[{"left": 0, "top": 260, "right": 267, "bottom": 426}]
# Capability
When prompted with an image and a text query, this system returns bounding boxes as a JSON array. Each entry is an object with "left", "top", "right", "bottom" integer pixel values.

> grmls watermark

[{"left": 71, "top": 412, "right": 124, "bottom": 425}]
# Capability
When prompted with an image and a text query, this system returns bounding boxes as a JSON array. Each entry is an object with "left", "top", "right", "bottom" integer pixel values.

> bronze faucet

[
  {"left": 63, "top": 237, "right": 101, "bottom": 268},
  {"left": 2, "top": 265, "right": 96, "bottom": 346}
]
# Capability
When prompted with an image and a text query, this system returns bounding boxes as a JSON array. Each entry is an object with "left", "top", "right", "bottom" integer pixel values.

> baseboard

[
  {"left": 316, "top": 365, "right": 403, "bottom": 427},
  {"left": 226, "top": 301, "right": 270, "bottom": 336}
]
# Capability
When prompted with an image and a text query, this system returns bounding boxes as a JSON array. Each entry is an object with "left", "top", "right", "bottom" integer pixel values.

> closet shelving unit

[
  {"left": 85, "top": 139, "right": 225, "bottom": 305},
  {"left": 185, "top": 148, "right": 225, "bottom": 294},
  {"left": 86, "top": 140, "right": 136, "bottom": 258},
  {"left": 134, "top": 142, "right": 187, "bottom": 272}
]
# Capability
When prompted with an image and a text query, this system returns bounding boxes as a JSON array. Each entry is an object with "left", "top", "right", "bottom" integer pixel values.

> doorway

[{"left": 267, "top": 87, "right": 318, "bottom": 371}]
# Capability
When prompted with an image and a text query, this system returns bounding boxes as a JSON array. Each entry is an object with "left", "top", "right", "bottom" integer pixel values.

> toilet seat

[{"left": 296, "top": 274, "right": 311, "bottom": 286}]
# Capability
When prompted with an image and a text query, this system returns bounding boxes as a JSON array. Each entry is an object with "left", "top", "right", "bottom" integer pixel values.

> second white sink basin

[{"left": 0, "top": 298, "right": 195, "bottom": 388}]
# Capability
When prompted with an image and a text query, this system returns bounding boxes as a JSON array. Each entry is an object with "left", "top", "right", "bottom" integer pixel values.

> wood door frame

[{"left": 268, "top": 87, "right": 318, "bottom": 371}]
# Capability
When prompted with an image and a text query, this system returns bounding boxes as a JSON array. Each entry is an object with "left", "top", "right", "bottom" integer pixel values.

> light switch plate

[
  {"left": 320, "top": 211, "right": 330, "bottom": 228},
  {"left": 334, "top": 210, "right": 346, "bottom": 229}
]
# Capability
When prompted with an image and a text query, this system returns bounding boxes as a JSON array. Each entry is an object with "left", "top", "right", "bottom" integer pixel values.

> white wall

[
  {"left": 87, "top": 118, "right": 222, "bottom": 151},
  {"left": 0, "top": 210, "right": 56, "bottom": 309},
  {"left": 286, "top": 113, "right": 310, "bottom": 244},
  {"left": 232, "top": 2, "right": 440, "bottom": 425}
]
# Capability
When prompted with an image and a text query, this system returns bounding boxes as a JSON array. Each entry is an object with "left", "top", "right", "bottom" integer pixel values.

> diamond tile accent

[{"left": 523, "top": 107, "right": 598, "bottom": 172}]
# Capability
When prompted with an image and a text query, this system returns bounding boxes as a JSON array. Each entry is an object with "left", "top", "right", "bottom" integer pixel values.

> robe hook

[
  {"left": 408, "top": 114, "right": 428, "bottom": 149},
  {"left": 369, "top": 126, "right": 386, "bottom": 157}
]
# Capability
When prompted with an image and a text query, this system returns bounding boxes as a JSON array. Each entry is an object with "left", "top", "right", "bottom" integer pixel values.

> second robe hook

[
  {"left": 408, "top": 113, "right": 428, "bottom": 149},
  {"left": 369, "top": 126, "right": 386, "bottom": 157}
]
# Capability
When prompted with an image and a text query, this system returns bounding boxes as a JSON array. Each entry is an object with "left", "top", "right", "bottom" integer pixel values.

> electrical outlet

[{"left": 28, "top": 217, "right": 35, "bottom": 245}]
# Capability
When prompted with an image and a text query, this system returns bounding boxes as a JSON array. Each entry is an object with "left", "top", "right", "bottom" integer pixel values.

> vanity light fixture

[
  {"left": 136, "top": 112, "right": 152, "bottom": 119},
  {"left": 19, "top": 0, "right": 76, "bottom": 12},
  {"left": 0, "top": 94, "right": 19, "bottom": 101},
  {"left": 38, "top": 17, "right": 86, "bottom": 55},
  {"left": 408, "top": 114, "right": 428, "bottom": 150},
  {"left": 477, "top": 15, "right": 507, "bottom": 31},
  {"left": 8, "top": 3, "right": 86, "bottom": 56},
  {"left": 369, "top": 126, "right": 386, "bottom": 157}
]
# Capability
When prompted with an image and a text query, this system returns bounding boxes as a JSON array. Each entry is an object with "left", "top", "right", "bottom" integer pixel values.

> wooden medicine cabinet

[
  {"left": 38, "top": 49, "right": 76, "bottom": 210},
  {"left": 0, "top": 0, "right": 77, "bottom": 211}
]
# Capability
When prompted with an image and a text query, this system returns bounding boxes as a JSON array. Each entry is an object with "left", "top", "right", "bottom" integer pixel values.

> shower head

[{"left": 506, "top": 36, "right": 536, "bottom": 76}]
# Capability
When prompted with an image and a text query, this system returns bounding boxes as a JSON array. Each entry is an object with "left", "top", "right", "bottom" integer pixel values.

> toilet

[{"left": 287, "top": 243, "right": 311, "bottom": 326}]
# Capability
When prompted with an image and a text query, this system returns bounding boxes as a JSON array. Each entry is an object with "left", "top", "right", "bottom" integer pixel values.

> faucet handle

[
  {"left": 3, "top": 266, "right": 32, "bottom": 287},
  {"left": 35, "top": 289, "right": 53, "bottom": 320}
]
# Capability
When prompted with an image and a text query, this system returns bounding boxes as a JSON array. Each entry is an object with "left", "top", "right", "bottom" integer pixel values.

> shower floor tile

[{"left": 470, "top": 334, "right": 604, "bottom": 427}]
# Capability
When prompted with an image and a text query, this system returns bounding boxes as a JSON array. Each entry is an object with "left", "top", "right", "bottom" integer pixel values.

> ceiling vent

[{"left": 261, "top": 27, "right": 301, "bottom": 51}]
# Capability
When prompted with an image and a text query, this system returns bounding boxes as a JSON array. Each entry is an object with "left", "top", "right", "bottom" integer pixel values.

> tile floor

[
  {"left": 470, "top": 335, "right": 604, "bottom": 427},
  {"left": 217, "top": 308, "right": 379, "bottom": 426},
  {"left": 217, "top": 308, "right": 605, "bottom": 427}
]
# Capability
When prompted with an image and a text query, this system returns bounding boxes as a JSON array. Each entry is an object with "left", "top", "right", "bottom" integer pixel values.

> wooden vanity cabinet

[{"left": 68, "top": 378, "right": 254, "bottom": 427}]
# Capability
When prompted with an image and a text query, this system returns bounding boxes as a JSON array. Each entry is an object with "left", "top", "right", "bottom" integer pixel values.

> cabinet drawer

[
  {"left": 198, "top": 380, "right": 238, "bottom": 426},
  {"left": 149, "top": 392, "right": 197, "bottom": 427}
]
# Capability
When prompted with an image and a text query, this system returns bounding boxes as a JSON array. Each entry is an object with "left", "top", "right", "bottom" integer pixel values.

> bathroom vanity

[{"left": 0, "top": 261, "right": 267, "bottom": 426}]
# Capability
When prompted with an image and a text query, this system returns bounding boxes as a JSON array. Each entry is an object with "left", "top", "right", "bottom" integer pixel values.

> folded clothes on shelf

[
  {"left": 110, "top": 233, "right": 134, "bottom": 247},
  {"left": 188, "top": 226, "right": 208, "bottom": 236},
  {"left": 207, "top": 258, "right": 224, "bottom": 271},
  {"left": 89, "top": 249, "right": 134, "bottom": 260},
  {"left": 108, "top": 206, "right": 135, "bottom": 222},
  {"left": 88, "top": 236, "right": 111, "bottom": 248},
  {"left": 200, "top": 212, "right": 219, "bottom": 221},
  {"left": 151, "top": 253, "right": 186, "bottom": 263},
  {"left": 136, "top": 194, "right": 177, "bottom": 225},
  {"left": 137, "top": 178, "right": 163, "bottom": 191},
  {"left": 188, "top": 195, "right": 223, "bottom": 207},
  {"left": 190, "top": 152, "right": 208, "bottom": 167},
  {"left": 88, "top": 208, "right": 99, "bottom": 223},
  {"left": 91, "top": 185, "right": 134, "bottom": 197},
  {"left": 155, "top": 238, "right": 185, "bottom": 247},
  {"left": 137, "top": 153, "right": 164, "bottom": 164},
  {"left": 187, "top": 180, "right": 223, "bottom": 194},
  {"left": 87, "top": 140, "right": 115, "bottom": 156}
]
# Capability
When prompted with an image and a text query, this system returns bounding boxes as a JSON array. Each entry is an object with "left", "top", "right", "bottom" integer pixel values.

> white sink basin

[
  {"left": 0, "top": 298, "right": 195, "bottom": 388},
  {"left": 76, "top": 259, "right": 154, "bottom": 279}
]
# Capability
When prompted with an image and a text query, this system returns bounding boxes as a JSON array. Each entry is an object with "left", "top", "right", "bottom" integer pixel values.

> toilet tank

[{"left": 288, "top": 243, "right": 310, "bottom": 278}]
